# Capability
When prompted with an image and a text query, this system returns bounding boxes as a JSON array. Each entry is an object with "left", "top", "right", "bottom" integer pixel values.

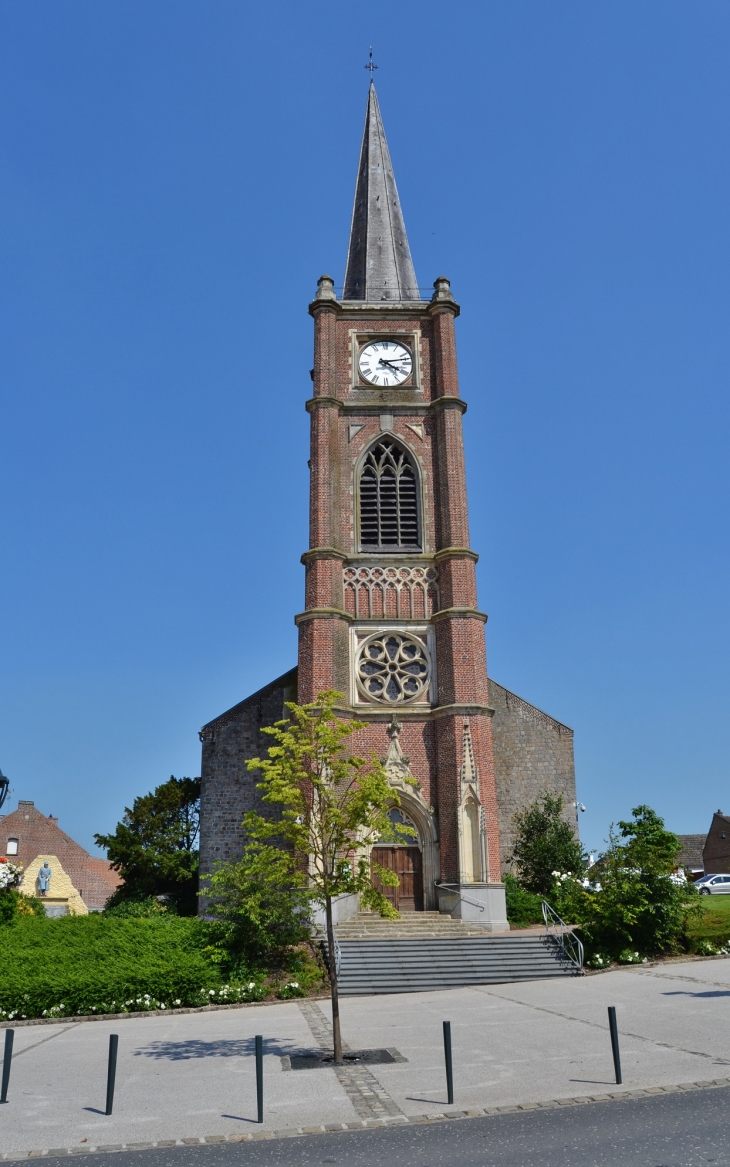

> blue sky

[{"left": 1, "top": 2, "right": 728, "bottom": 859}]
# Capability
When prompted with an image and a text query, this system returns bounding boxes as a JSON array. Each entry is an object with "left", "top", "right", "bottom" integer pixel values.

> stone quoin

[{"left": 198, "top": 81, "right": 578, "bottom": 928}]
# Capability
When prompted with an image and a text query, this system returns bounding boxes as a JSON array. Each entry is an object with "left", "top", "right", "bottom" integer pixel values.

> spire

[{"left": 343, "top": 83, "right": 419, "bottom": 301}]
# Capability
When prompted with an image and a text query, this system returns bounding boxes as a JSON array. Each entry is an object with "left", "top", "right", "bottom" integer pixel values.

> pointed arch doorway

[{"left": 371, "top": 807, "right": 425, "bottom": 912}]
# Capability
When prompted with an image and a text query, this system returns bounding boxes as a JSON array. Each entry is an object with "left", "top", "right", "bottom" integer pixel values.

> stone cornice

[
  {"left": 433, "top": 547, "right": 479, "bottom": 564},
  {"left": 309, "top": 299, "right": 432, "bottom": 320},
  {"left": 431, "top": 703, "right": 495, "bottom": 719},
  {"left": 300, "top": 547, "right": 348, "bottom": 565},
  {"left": 305, "top": 396, "right": 467, "bottom": 417},
  {"left": 329, "top": 702, "right": 494, "bottom": 721},
  {"left": 305, "top": 396, "right": 342, "bottom": 413},
  {"left": 343, "top": 553, "right": 436, "bottom": 566},
  {"left": 431, "top": 606, "right": 488, "bottom": 624},
  {"left": 294, "top": 607, "right": 353, "bottom": 626},
  {"left": 429, "top": 396, "right": 467, "bottom": 415},
  {"left": 426, "top": 299, "right": 460, "bottom": 319}
]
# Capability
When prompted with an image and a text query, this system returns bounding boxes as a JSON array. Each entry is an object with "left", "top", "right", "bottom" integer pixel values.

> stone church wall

[
  {"left": 199, "top": 668, "right": 297, "bottom": 881},
  {"left": 199, "top": 667, "right": 577, "bottom": 893},
  {"left": 489, "top": 679, "right": 577, "bottom": 873}
]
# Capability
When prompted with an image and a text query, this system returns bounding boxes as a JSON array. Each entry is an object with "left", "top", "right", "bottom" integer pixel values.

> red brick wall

[{"left": 297, "top": 288, "right": 503, "bottom": 884}]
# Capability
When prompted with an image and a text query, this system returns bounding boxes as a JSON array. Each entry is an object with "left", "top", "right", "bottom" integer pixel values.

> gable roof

[
  {"left": 0, "top": 801, "right": 121, "bottom": 911},
  {"left": 676, "top": 834, "right": 707, "bottom": 869}
]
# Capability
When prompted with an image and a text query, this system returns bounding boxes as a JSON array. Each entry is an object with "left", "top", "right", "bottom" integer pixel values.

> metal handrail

[
  {"left": 319, "top": 930, "right": 342, "bottom": 980},
  {"left": 542, "top": 900, "right": 584, "bottom": 973},
  {"left": 434, "top": 883, "right": 485, "bottom": 912}
]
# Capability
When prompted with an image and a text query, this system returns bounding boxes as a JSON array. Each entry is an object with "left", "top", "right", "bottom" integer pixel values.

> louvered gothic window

[{"left": 359, "top": 441, "right": 420, "bottom": 550}]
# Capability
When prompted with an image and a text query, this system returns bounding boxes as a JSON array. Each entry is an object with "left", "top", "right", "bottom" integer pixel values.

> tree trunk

[{"left": 325, "top": 893, "right": 343, "bottom": 1064}]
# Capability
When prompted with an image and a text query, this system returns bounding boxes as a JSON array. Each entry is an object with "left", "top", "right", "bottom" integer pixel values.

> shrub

[
  {"left": 510, "top": 793, "right": 585, "bottom": 896},
  {"left": 573, "top": 806, "right": 699, "bottom": 961},
  {"left": 0, "top": 890, "right": 45, "bottom": 925},
  {"left": 0, "top": 914, "right": 227, "bottom": 1019},
  {"left": 277, "top": 981, "right": 306, "bottom": 999},
  {"left": 104, "top": 896, "right": 170, "bottom": 919},
  {"left": 504, "top": 874, "right": 544, "bottom": 927},
  {"left": 203, "top": 846, "right": 311, "bottom": 974}
]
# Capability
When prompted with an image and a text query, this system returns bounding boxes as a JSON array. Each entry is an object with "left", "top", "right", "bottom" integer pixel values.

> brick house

[
  {"left": 0, "top": 800, "right": 121, "bottom": 912},
  {"left": 703, "top": 813, "right": 730, "bottom": 875},
  {"left": 198, "top": 82, "right": 578, "bottom": 927}
]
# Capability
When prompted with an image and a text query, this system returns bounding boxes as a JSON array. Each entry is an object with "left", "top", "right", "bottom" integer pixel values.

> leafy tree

[
  {"left": 204, "top": 844, "right": 311, "bottom": 972},
  {"left": 95, "top": 776, "right": 200, "bottom": 915},
  {"left": 576, "top": 805, "right": 698, "bottom": 959},
  {"left": 510, "top": 792, "right": 585, "bottom": 896},
  {"left": 212, "top": 690, "right": 412, "bottom": 1064}
]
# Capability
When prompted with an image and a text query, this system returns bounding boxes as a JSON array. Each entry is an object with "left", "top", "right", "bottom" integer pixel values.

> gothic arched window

[{"left": 359, "top": 440, "right": 420, "bottom": 550}]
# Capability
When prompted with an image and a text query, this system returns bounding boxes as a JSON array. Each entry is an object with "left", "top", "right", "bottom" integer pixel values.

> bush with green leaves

[
  {"left": 203, "top": 845, "right": 312, "bottom": 974},
  {"left": 0, "top": 914, "right": 247, "bottom": 1020},
  {"left": 569, "top": 806, "right": 700, "bottom": 960},
  {"left": 103, "top": 896, "right": 171, "bottom": 919},
  {"left": 504, "top": 874, "right": 544, "bottom": 927},
  {"left": 510, "top": 792, "right": 585, "bottom": 897},
  {"left": 0, "top": 890, "right": 45, "bottom": 925}
]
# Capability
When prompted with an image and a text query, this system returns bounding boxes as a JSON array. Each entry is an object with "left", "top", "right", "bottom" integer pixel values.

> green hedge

[
  {"left": 0, "top": 914, "right": 259, "bottom": 1020},
  {"left": 504, "top": 874, "right": 544, "bottom": 927}
]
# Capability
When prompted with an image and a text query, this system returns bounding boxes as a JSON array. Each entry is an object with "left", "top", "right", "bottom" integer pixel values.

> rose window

[{"left": 356, "top": 632, "right": 431, "bottom": 704}]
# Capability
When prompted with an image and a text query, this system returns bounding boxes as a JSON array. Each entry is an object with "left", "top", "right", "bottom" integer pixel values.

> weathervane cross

[{"left": 364, "top": 47, "right": 378, "bottom": 78}]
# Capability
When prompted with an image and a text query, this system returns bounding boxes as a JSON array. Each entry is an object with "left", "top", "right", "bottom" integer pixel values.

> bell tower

[{"left": 296, "top": 82, "right": 508, "bottom": 929}]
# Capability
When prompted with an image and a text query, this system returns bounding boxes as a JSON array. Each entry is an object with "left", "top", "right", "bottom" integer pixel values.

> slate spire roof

[{"left": 343, "top": 82, "right": 420, "bottom": 302}]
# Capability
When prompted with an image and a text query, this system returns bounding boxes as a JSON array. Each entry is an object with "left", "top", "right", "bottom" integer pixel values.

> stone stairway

[{"left": 318, "top": 914, "right": 582, "bottom": 996}]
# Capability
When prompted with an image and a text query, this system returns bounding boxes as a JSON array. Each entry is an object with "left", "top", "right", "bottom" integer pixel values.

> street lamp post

[{"left": 0, "top": 770, "right": 10, "bottom": 813}]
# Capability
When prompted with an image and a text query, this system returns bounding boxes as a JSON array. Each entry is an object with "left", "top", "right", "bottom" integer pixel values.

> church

[{"left": 198, "top": 82, "right": 577, "bottom": 931}]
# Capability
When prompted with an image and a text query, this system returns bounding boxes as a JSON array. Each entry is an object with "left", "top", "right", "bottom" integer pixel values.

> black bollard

[
  {"left": 607, "top": 1006, "right": 622, "bottom": 1085},
  {"left": 443, "top": 1021, "right": 454, "bottom": 1106},
  {"left": 0, "top": 1029, "right": 14, "bottom": 1104},
  {"left": 255, "top": 1035, "right": 264, "bottom": 1123},
  {"left": 105, "top": 1034, "right": 119, "bottom": 1116}
]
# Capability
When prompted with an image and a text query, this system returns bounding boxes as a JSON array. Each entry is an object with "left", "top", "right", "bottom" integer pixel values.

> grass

[{"left": 685, "top": 892, "right": 730, "bottom": 950}]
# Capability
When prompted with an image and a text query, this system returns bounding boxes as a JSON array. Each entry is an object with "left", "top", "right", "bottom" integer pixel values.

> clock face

[{"left": 358, "top": 341, "right": 413, "bottom": 387}]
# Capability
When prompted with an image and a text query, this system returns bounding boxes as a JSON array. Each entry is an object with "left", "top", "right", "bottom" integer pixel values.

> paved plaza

[{"left": 3, "top": 956, "right": 730, "bottom": 1158}]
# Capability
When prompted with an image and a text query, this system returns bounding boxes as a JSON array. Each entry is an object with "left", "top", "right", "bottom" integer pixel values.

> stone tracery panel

[
  {"left": 355, "top": 631, "right": 431, "bottom": 704},
  {"left": 344, "top": 564, "right": 439, "bottom": 620}
]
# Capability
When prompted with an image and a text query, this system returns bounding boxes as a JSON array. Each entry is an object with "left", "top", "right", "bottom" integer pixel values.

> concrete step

[
  {"left": 328, "top": 913, "right": 497, "bottom": 939},
  {"left": 324, "top": 933, "right": 581, "bottom": 995}
]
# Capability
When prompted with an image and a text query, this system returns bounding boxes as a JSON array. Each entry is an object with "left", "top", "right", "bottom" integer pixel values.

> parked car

[{"left": 694, "top": 874, "right": 730, "bottom": 895}]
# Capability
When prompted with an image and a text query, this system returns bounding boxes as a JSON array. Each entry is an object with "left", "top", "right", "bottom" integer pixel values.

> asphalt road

[{"left": 39, "top": 1087, "right": 730, "bottom": 1167}]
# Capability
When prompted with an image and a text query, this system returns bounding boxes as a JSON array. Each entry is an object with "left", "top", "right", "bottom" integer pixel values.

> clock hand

[{"left": 378, "top": 358, "right": 409, "bottom": 370}]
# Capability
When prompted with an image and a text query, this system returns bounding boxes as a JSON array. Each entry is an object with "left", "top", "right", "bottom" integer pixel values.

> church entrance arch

[{"left": 371, "top": 806, "right": 426, "bottom": 913}]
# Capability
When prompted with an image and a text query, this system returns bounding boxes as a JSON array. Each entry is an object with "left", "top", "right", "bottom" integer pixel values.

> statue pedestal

[
  {"left": 41, "top": 899, "right": 70, "bottom": 918},
  {"left": 437, "top": 883, "right": 509, "bottom": 932}
]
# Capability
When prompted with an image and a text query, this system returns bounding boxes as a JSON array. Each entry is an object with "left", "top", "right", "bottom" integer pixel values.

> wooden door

[{"left": 371, "top": 846, "right": 424, "bottom": 912}]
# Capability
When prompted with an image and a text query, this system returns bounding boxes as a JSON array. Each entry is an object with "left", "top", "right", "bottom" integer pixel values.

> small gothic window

[
  {"left": 359, "top": 441, "right": 420, "bottom": 550},
  {"left": 6, "top": 839, "right": 18, "bottom": 855}
]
